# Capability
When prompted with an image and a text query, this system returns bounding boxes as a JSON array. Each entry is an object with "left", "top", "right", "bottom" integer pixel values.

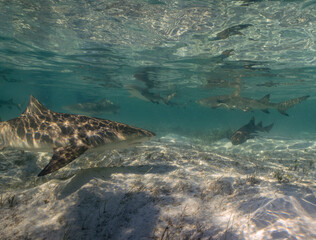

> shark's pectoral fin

[
  {"left": 38, "top": 145, "right": 88, "bottom": 177},
  {"left": 261, "top": 109, "right": 270, "bottom": 114},
  {"left": 277, "top": 109, "right": 289, "bottom": 116}
]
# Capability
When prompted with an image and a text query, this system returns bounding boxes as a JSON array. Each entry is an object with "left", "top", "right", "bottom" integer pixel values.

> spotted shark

[
  {"left": 198, "top": 90, "right": 309, "bottom": 116},
  {"left": 0, "top": 96, "right": 155, "bottom": 176},
  {"left": 231, "top": 117, "right": 273, "bottom": 145}
]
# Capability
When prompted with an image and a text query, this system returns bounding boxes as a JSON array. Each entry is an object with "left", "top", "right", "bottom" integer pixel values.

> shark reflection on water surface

[
  {"left": 198, "top": 90, "right": 309, "bottom": 116},
  {"left": 63, "top": 98, "right": 120, "bottom": 116},
  {"left": 0, "top": 96, "right": 155, "bottom": 176}
]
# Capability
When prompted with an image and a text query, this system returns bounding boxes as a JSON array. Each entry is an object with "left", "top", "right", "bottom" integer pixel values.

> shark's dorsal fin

[
  {"left": 23, "top": 95, "right": 49, "bottom": 115},
  {"left": 258, "top": 94, "right": 270, "bottom": 104}
]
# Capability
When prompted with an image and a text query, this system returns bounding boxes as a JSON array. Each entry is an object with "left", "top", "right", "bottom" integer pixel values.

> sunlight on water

[{"left": 0, "top": 0, "right": 315, "bottom": 239}]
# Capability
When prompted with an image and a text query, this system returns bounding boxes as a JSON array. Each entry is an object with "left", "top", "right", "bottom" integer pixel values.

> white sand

[{"left": 0, "top": 135, "right": 315, "bottom": 239}]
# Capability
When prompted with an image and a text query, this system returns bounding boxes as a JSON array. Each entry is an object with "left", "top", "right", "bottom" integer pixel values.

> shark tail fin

[
  {"left": 264, "top": 123, "right": 274, "bottom": 133},
  {"left": 277, "top": 95, "right": 309, "bottom": 116},
  {"left": 163, "top": 92, "right": 176, "bottom": 105}
]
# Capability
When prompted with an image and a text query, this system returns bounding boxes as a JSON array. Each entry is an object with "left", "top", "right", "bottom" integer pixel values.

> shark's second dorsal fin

[
  {"left": 249, "top": 116, "right": 255, "bottom": 125},
  {"left": 259, "top": 94, "right": 270, "bottom": 104},
  {"left": 23, "top": 95, "right": 48, "bottom": 115}
]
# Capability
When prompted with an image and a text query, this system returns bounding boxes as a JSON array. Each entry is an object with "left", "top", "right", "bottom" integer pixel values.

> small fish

[
  {"left": 198, "top": 90, "right": 309, "bottom": 116},
  {"left": 0, "top": 96, "right": 155, "bottom": 176},
  {"left": 63, "top": 98, "right": 120, "bottom": 116},
  {"left": 231, "top": 117, "right": 273, "bottom": 145}
]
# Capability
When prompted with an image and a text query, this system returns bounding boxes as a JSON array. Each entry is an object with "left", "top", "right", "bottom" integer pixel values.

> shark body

[
  {"left": 231, "top": 117, "right": 273, "bottom": 145},
  {"left": 198, "top": 91, "right": 309, "bottom": 116},
  {"left": 0, "top": 96, "right": 155, "bottom": 176},
  {"left": 125, "top": 84, "right": 176, "bottom": 105},
  {"left": 63, "top": 98, "right": 120, "bottom": 116}
]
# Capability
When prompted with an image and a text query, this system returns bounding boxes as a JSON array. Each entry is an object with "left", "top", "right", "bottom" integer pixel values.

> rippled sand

[{"left": 0, "top": 135, "right": 315, "bottom": 239}]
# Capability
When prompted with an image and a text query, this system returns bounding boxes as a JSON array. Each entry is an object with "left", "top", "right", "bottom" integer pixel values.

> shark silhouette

[
  {"left": 0, "top": 96, "right": 155, "bottom": 176},
  {"left": 231, "top": 117, "right": 273, "bottom": 145},
  {"left": 198, "top": 90, "right": 309, "bottom": 116},
  {"left": 63, "top": 98, "right": 120, "bottom": 116},
  {"left": 125, "top": 84, "right": 176, "bottom": 105}
]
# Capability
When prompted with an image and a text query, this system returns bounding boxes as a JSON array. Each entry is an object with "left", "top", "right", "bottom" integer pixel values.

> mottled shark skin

[
  {"left": 0, "top": 96, "right": 155, "bottom": 176},
  {"left": 231, "top": 117, "right": 273, "bottom": 145},
  {"left": 198, "top": 91, "right": 309, "bottom": 116}
]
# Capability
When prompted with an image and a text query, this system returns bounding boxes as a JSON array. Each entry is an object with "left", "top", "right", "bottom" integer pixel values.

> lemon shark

[
  {"left": 198, "top": 90, "right": 309, "bottom": 116},
  {"left": 0, "top": 96, "right": 155, "bottom": 176}
]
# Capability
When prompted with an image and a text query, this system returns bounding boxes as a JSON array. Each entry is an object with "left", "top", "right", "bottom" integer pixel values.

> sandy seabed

[{"left": 0, "top": 134, "right": 315, "bottom": 240}]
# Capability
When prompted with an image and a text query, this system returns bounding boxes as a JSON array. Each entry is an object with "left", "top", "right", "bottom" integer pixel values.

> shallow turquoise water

[
  {"left": 0, "top": 1, "right": 316, "bottom": 239},
  {"left": 0, "top": 0, "right": 316, "bottom": 145}
]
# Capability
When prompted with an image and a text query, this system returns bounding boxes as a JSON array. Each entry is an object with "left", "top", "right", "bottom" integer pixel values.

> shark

[
  {"left": 125, "top": 84, "right": 176, "bottom": 105},
  {"left": 231, "top": 117, "right": 273, "bottom": 145},
  {"left": 0, "top": 96, "right": 155, "bottom": 176},
  {"left": 198, "top": 90, "right": 309, "bottom": 116},
  {"left": 63, "top": 98, "right": 120, "bottom": 116}
]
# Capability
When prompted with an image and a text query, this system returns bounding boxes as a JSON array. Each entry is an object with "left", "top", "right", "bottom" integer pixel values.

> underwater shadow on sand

[
  {"left": 58, "top": 164, "right": 177, "bottom": 199},
  {"left": 236, "top": 180, "right": 316, "bottom": 239}
]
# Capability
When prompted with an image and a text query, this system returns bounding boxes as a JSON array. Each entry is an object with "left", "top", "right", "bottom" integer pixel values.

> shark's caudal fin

[
  {"left": 277, "top": 95, "right": 309, "bottom": 116},
  {"left": 38, "top": 145, "right": 88, "bottom": 176}
]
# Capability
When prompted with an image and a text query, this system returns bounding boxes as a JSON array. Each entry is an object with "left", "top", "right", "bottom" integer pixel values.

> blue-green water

[
  {"left": 0, "top": 1, "right": 316, "bottom": 239},
  {"left": 1, "top": 0, "right": 315, "bottom": 140}
]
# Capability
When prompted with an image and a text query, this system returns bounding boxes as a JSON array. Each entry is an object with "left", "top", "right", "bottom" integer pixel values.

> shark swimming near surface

[
  {"left": 231, "top": 117, "right": 273, "bottom": 145},
  {"left": 198, "top": 90, "right": 309, "bottom": 116},
  {"left": 125, "top": 84, "right": 176, "bottom": 105},
  {"left": 63, "top": 98, "right": 120, "bottom": 116},
  {"left": 0, "top": 96, "right": 155, "bottom": 176}
]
